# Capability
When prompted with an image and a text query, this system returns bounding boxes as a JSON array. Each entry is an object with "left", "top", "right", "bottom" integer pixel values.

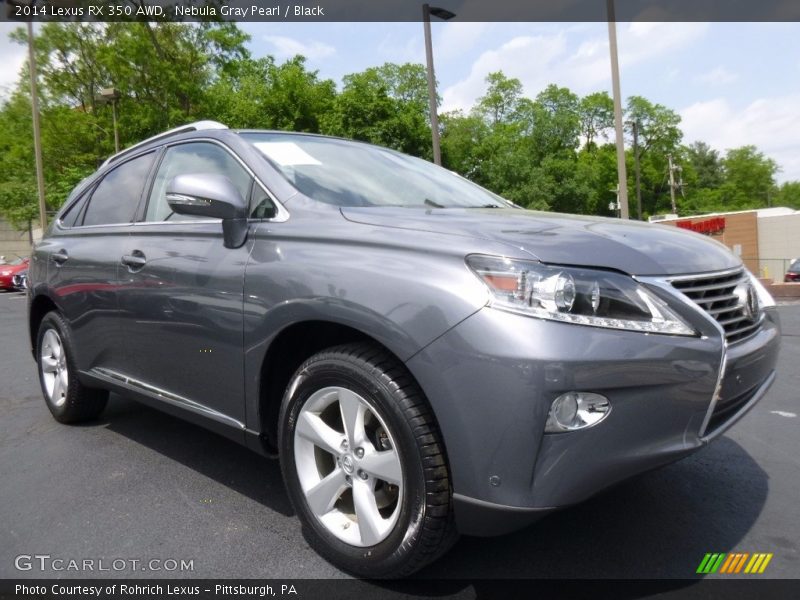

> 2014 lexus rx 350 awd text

[{"left": 28, "top": 121, "right": 780, "bottom": 577}]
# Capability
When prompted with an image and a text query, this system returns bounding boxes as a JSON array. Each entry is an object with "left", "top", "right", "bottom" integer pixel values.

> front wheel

[{"left": 278, "top": 343, "right": 456, "bottom": 578}]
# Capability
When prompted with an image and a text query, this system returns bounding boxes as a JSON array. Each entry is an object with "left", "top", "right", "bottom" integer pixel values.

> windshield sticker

[{"left": 253, "top": 142, "right": 321, "bottom": 166}]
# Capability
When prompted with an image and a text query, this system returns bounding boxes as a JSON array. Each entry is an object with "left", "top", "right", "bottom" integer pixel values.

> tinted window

[
  {"left": 82, "top": 152, "right": 155, "bottom": 226},
  {"left": 145, "top": 142, "right": 252, "bottom": 222},
  {"left": 250, "top": 184, "right": 277, "bottom": 219},
  {"left": 60, "top": 190, "right": 91, "bottom": 227}
]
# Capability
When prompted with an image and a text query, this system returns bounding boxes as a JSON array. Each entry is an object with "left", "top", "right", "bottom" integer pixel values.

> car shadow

[
  {"left": 98, "top": 393, "right": 294, "bottom": 517},
  {"left": 95, "top": 395, "right": 768, "bottom": 588},
  {"left": 418, "top": 436, "right": 769, "bottom": 579}
]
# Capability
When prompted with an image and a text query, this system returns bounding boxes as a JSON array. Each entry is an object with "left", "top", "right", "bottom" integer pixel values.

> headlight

[
  {"left": 749, "top": 271, "right": 776, "bottom": 309},
  {"left": 467, "top": 255, "right": 695, "bottom": 336}
]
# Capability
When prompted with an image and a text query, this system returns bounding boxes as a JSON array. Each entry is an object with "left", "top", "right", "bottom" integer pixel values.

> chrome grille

[{"left": 671, "top": 269, "right": 761, "bottom": 344}]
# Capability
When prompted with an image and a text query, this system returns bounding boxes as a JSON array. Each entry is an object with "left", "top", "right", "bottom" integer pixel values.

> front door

[{"left": 117, "top": 141, "right": 256, "bottom": 428}]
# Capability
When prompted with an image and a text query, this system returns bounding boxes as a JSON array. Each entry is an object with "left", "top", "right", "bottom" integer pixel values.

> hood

[{"left": 340, "top": 207, "right": 741, "bottom": 276}]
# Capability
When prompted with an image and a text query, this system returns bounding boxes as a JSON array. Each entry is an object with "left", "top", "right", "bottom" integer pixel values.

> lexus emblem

[{"left": 734, "top": 282, "right": 759, "bottom": 321}]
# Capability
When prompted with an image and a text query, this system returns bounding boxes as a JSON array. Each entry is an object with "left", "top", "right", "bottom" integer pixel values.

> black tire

[
  {"left": 278, "top": 342, "right": 457, "bottom": 578},
  {"left": 36, "top": 311, "right": 108, "bottom": 424}
]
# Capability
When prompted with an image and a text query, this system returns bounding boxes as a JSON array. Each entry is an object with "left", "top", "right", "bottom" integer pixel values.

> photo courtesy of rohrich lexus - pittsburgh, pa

[{"left": 26, "top": 121, "right": 779, "bottom": 578}]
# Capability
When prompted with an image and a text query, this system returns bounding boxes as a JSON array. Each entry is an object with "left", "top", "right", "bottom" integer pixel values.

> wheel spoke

[
  {"left": 359, "top": 449, "right": 402, "bottom": 486},
  {"left": 338, "top": 389, "right": 366, "bottom": 448},
  {"left": 59, "top": 368, "right": 69, "bottom": 392},
  {"left": 296, "top": 411, "right": 344, "bottom": 456},
  {"left": 52, "top": 372, "right": 63, "bottom": 400},
  {"left": 305, "top": 468, "right": 347, "bottom": 517},
  {"left": 41, "top": 355, "right": 58, "bottom": 373},
  {"left": 352, "top": 478, "right": 384, "bottom": 546}
]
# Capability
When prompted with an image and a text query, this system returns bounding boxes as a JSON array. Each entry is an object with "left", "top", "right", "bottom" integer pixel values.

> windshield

[{"left": 242, "top": 132, "right": 509, "bottom": 209}]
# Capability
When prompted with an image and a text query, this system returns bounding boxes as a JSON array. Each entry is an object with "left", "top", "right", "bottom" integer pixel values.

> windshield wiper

[{"left": 424, "top": 198, "right": 445, "bottom": 208}]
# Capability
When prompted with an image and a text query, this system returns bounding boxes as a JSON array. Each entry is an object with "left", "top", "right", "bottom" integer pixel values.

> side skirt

[{"left": 82, "top": 367, "right": 262, "bottom": 450}]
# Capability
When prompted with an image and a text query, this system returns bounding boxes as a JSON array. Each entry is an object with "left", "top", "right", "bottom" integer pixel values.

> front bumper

[{"left": 406, "top": 302, "right": 780, "bottom": 537}]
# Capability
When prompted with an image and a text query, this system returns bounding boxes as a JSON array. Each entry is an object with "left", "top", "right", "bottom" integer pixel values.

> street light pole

[
  {"left": 422, "top": 4, "right": 455, "bottom": 166},
  {"left": 607, "top": 0, "right": 629, "bottom": 219}
]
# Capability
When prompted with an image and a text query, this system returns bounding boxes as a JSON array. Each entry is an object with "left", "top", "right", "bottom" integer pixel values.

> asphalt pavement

[{"left": 0, "top": 290, "right": 798, "bottom": 580}]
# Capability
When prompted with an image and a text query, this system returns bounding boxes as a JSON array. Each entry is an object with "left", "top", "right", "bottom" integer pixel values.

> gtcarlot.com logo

[
  {"left": 696, "top": 552, "right": 774, "bottom": 574},
  {"left": 14, "top": 554, "right": 194, "bottom": 573}
]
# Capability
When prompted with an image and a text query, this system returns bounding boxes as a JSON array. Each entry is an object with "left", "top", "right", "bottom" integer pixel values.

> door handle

[
  {"left": 121, "top": 250, "right": 147, "bottom": 271},
  {"left": 51, "top": 249, "right": 69, "bottom": 265}
]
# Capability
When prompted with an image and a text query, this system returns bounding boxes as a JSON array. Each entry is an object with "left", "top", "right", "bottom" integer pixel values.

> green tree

[
  {"left": 322, "top": 63, "right": 431, "bottom": 157},
  {"left": 203, "top": 56, "right": 336, "bottom": 132},
  {"left": 718, "top": 146, "right": 778, "bottom": 209},
  {"left": 776, "top": 181, "right": 800, "bottom": 209},
  {"left": 475, "top": 71, "right": 523, "bottom": 125},
  {"left": 579, "top": 91, "right": 614, "bottom": 150}
]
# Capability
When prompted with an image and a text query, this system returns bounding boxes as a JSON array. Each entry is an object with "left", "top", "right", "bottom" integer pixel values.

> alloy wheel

[
  {"left": 40, "top": 328, "right": 68, "bottom": 407},
  {"left": 293, "top": 386, "right": 404, "bottom": 547}
]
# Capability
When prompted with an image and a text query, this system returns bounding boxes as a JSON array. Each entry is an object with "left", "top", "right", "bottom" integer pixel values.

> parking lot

[{"left": 0, "top": 290, "right": 798, "bottom": 580}]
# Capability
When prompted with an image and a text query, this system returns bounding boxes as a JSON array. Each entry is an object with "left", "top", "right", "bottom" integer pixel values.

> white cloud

[
  {"left": 0, "top": 23, "right": 27, "bottom": 100},
  {"left": 680, "top": 95, "right": 800, "bottom": 182},
  {"left": 436, "top": 22, "right": 491, "bottom": 61},
  {"left": 262, "top": 35, "right": 335, "bottom": 61},
  {"left": 440, "top": 22, "right": 708, "bottom": 113},
  {"left": 441, "top": 33, "right": 568, "bottom": 113},
  {"left": 695, "top": 66, "right": 738, "bottom": 85},
  {"left": 376, "top": 29, "right": 423, "bottom": 65}
]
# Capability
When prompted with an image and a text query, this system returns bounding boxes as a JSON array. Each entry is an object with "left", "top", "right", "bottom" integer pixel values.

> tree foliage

[{"left": 0, "top": 23, "right": 796, "bottom": 229}]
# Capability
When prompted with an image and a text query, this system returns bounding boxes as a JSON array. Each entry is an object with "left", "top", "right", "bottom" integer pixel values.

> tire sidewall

[{"left": 279, "top": 357, "right": 428, "bottom": 577}]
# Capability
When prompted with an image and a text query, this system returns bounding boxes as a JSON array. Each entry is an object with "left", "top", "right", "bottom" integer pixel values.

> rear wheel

[
  {"left": 36, "top": 311, "right": 108, "bottom": 423},
  {"left": 279, "top": 342, "right": 456, "bottom": 578}
]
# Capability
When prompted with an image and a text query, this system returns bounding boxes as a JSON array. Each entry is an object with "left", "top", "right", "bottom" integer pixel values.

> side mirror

[{"left": 166, "top": 173, "right": 249, "bottom": 249}]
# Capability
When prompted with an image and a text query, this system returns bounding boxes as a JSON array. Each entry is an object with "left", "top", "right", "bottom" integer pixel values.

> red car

[
  {"left": 785, "top": 259, "right": 800, "bottom": 282},
  {"left": 0, "top": 257, "right": 29, "bottom": 291}
]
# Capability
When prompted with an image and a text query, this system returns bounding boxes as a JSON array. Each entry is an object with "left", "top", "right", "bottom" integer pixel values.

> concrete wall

[
  {"left": 0, "top": 218, "right": 33, "bottom": 259},
  {"left": 758, "top": 213, "right": 800, "bottom": 282}
]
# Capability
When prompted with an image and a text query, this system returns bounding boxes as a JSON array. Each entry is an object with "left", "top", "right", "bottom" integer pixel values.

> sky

[{"left": 2, "top": 21, "right": 799, "bottom": 182}]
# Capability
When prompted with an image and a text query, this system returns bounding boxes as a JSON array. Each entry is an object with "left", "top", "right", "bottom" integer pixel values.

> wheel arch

[
  {"left": 29, "top": 292, "right": 59, "bottom": 354},
  {"left": 254, "top": 318, "right": 432, "bottom": 454}
]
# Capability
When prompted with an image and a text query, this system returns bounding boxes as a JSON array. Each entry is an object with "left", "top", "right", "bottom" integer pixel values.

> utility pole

[
  {"left": 667, "top": 154, "right": 678, "bottom": 214},
  {"left": 26, "top": 19, "right": 48, "bottom": 233},
  {"left": 8, "top": 0, "right": 48, "bottom": 234},
  {"left": 631, "top": 120, "right": 642, "bottom": 220},
  {"left": 606, "top": 0, "right": 629, "bottom": 219}
]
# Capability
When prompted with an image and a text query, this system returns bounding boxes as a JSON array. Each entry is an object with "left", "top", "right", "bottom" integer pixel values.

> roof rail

[{"left": 101, "top": 120, "right": 228, "bottom": 167}]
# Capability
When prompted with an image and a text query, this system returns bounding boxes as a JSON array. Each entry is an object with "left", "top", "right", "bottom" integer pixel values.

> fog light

[{"left": 545, "top": 392, "right": 611, "bottom": 432}]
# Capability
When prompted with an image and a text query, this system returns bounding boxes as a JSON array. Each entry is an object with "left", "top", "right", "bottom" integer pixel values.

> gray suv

[{"left": 28, "top": 121, "right": 780, "bottom": 577}]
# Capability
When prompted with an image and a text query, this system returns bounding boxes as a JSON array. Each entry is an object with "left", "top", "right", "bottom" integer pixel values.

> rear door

[
  {"left": 47, "top": 151, "right": 157, "bottom": 375},
  {"left": 117, "top": 141, "right": 258, "bottom": 428}
]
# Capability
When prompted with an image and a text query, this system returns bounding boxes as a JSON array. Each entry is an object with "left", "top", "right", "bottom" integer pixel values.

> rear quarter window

[{"left": 82, "top": 152, "right": 156, "bottom": 226}]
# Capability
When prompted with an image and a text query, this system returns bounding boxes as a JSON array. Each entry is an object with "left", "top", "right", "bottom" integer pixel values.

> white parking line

[{"left": 770, "top": 410, "right": 797, "bottom": 418}]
